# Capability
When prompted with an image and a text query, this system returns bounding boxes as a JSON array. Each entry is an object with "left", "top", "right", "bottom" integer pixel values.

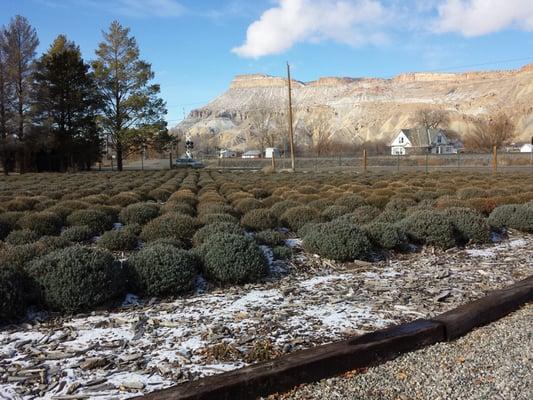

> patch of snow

[
  {"left": 194, "top": 275, "right": 208, "bottom": 295},
  {"left": 113, "top": 222, "right": 124, "bottom": 230},
  {"left": 285, "top": 238, "right": 302, "bottom": 248},
  {"left": 260, "top": 245, "right": 274, "bottom": 267},
  {"left": 466, "top": 248, "right": 496, "bottom": 258},
  {"left": 122, "top": 293, "right": 140, "bottom": 307},
  {"left": 299, "top": 274, "right": 353, "bottom": 290},
  {"left": 226, "top": 289, "right": 282, "bottom": 312}
]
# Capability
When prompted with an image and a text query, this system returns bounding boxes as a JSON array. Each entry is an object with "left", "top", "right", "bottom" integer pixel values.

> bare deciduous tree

[
  {"left": 464, "top": 113, "right": 515, "bottom": 151},
  {"left": 246, "top": 109, "right": 285, "bottom": 153},
  {"left": 412, "top": 108, "right": 450, "bottom": 130}
]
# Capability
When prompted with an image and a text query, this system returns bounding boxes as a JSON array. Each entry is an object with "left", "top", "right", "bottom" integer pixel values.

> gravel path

[{"left": 277, "top": 304, "right": 533, "bottom": 400}]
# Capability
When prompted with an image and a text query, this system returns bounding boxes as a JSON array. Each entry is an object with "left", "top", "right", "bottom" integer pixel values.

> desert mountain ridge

[{"left": 177, "top": 64, "right": 533, "bottom": 151}]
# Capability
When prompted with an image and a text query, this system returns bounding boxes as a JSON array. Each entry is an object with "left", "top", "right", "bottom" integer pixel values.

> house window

[
  {"left": 437, "top": 135, "right": 442, "bottom": 144},
  {"left": 399, "top": 137, "right": 404, "bottom": 144}
]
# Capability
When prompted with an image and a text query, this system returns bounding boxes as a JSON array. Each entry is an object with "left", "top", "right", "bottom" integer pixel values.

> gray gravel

[{"left": 277, "top": 304, "right": 533, "bottom": 400}]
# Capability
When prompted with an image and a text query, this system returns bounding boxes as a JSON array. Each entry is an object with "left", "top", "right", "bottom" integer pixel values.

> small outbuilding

[
  {"left": 219, "top": 149, "right": 237, "bottom": 158},
  {"left": 242, "top": 150, "right": 262, "bottom": 159},
  {"left": 520, "top": 143, "right": 533, "bottom": 153},
  {"left": 264, "top": 147, "right": 281, "bottom": 158}
]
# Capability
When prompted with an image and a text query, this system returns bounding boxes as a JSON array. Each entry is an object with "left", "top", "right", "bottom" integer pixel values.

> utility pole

[{"left": 287, "top": 62, "right": 296, "bottom": 172}]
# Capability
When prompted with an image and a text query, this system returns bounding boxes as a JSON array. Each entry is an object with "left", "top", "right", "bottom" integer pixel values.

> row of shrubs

[{"left": 0, "top": 227, "right": 293, "bottom": 320}]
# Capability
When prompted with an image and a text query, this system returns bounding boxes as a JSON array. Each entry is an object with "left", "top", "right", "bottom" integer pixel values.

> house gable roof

[{"left": 398, "top": 128, "right": 447, "bottom": 147}]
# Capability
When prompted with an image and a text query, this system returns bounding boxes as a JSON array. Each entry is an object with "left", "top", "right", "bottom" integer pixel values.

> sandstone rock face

[{"left": 178, "top": 65, "right": 533, "bottom": 150}]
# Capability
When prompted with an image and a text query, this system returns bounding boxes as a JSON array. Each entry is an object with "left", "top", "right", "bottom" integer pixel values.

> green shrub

[
  {"left": 140, "top": 213, "right": 197, "bottom": 243},
  {"left": 321, "top": 205, "right": 349, "bottom": 220},
  {"left": 385, "top": 197, "right": 417, "bottom": 212},
  {"left": 269, "top": 200, "right": 300, "bottom": 216},
  {"left": 197, "top": 203, "right": 236, "bottom": 217},
  {"left": 123, "top": 223, "right": 143, "bottom": 235},
  {"left": 335, "top": 206, "right": 381, "bottom": 225},
  {"left": 255, "top": 230, "right": 285, "bottom": 246},
  {"left": 198, "top": 213, "right": 239, "bottom": 226},
  {"left": 363, "top": 222, "right": 408, "bottom": 250},
  {"left": 109, "top": 192, "right": 142, "bottom": 207},
  {"left": 27, "top": 246, "right": 123, "bottom": 313},
  {"left": 0, "top": 212, "right": 26, "bottom": 239},
  {"left": 119, "top": 202, "right": 160, "bottom": 225},
  {"left": 302, "top": 221, "right": 371, "bottom": 261},
  {"left": 143, "top": 237, "right": 185, "bottom": 248},
  {"left": 272, "top": 246, "right": 292, "bottom": 260},
  {"left": 241, "top": 209, "right": 278, "bottom": 231},
  {"left": 61, "top": 225, "right": 94, "bottom": 242},
  {"left": 201, "top": 233, "right": 267, "bottom": 284},
  {"left": 307, "top": 198, "right": 335, "bottom": 211},
  {"left": 281, "top": 206, "right": 320, "bottom": 231},
  {"left": 192, "top": 222, "right": 243, "bottom": 247},
  {"left": 442, "top": 207, "right": 491, "bottom": 244},
  {"left": 334, "top": 194, "right": 366, "bottom": 210},
  {"left": 5, "top": 229, "right": 39, "bottom": 246},
  {"left": 18, "top": 212, "right": 63, "bottom": 236},
  {"left": 127, "top": 244, "right": 197, "bottom": 297},
  {"left": 0, "top": 244, "right": 40, "bottom": 269},
  {"left": 234, "top": 198, "right": 264, "bottom": 214},
  {"left": 373, "top": 209, "right": 406, "bottom": 224},
  {"left": 488, "top": 204, "right": 533, "bottom": 233},
  {"left": 148, "top": 188, "right": 172, "bottom": 202},
  {"left": 161, "top": 201, "right": 195, "bottom": 216},
  {"left": 97, "top": 229, "right": 138, "bottom": 251},
  {"left": 35, "top": 236, "right": 72, "bottom": 253},
  {"left": 67, "top": 209, "right": 113, "bottom": 234},
  {"left": 400, "top": 210, "right": 456, "bottom": 249},
  {"left": 0, "top": 265, "right": 27, "bottom": 320}
]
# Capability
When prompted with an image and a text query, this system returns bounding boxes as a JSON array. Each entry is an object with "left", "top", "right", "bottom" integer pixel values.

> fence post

[
  {"left": 492, "top": 145, "right": 497, "bottom": 173},
  {"left": 169, "top": 153, "right": 172, "bottom": 170},
  {"left": 363, "top": 149, "right": 368, "bottom": 173},
  {"left": 271, "top": 154, "right": 276, "bottom": 171},
  {"left": 397, "top": 154, "right": 400, "bottom": 172},
  {"left": 425, "top": 153, "right": 429, "bottom": 174},
  {"left": 457, "top": 151, "right": 460, "bottom": 170}
]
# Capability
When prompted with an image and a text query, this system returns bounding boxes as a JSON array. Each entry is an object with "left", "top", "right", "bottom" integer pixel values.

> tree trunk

[{"left": 116, "top": 141, "right": 123, "bottom": 171}]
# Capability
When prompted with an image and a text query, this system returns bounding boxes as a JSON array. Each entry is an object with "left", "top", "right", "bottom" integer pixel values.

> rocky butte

[{"left": 177, "top": 64, "right": 533, "bottom": 150}]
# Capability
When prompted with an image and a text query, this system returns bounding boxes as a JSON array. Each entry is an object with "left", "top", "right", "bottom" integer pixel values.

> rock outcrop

[{"left": 177, "top": 65, "right": 533, "bottom": 150}]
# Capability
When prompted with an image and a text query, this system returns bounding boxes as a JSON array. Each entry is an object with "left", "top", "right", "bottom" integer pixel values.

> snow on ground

[{"left": 1, "top": 233, "right": 532, "bottom": 399}]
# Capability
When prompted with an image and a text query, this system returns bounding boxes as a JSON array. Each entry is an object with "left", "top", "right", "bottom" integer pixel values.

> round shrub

[
  {"left": 5, "top": 229, "right": 39, "bottom": 246},
  {"left": 97, "top": 229, "right": 138, "bottom": 251},
  {"left": 0, "top": 265, "right": 27, "bottom": 320},
  {"left": 0, "top": 212, "right": 26, "bottom": 239},
  {"left": 148, "top": 188, "right": 172, "bottom": 202},
  {"left": 363, "top": 222, "right": 408, "bottom": 250},
  {"left": 269, "top": 200, "right": 299, "bottom": 216},
  {"left": 61, "top": 225, "right": 94, "bottom": 242},
  {"left": 119, "top": 202, "right": 160, "bottom": 225},
  {"left": 255, "top": 230, "right": 285, "bottom": 246},
  {"left": 335, "top": 206, "right": 381, "bottom": 225},
  {"left": 201, "top": 233, "right": 267, "bottom": 284},
  {"left": 442, "top": 207, "right": 491, "bottom": 244},
  {"left": 35, "top": 236, "right": 72, "bottom": 254},
  {"left": 241, "top": 209, "right": 278, "bottom": 231},
  {"left": 109, "top": 192, "right": 142, "bottom": 207},
  {"left": 123, "top": 223, "right": 143, "bottom": 235},
  {"left": 302, "top": 221, "right": 371, "bottom": 261},
  {"left": 280, "top": 206, "right": 320, "bottom": 232},
  {"left": 192, "top": 222, "right": 244, "bottom": 247},
  {"left": 140, "top": 213, "right": 197, "bottom": 243},
  {"left": 385, "top": 197, "right": 417, "bottom": 212},
  {"left": 127, "top": 244, "right": 197, "bottom": 297},
  {"left": 67, "top": 209, "right": 113, "bottom": 234},
  {"left": 161, "top": 201, "right": 195, "bottom": 216},
  {"left": 321, "top": 205, "right": 349, "bottom": 221},
  {"left": 400, "top": 210, "right": 456, "bottom": 249},
  {"left": 334, "top": 194, "right": 366, "bottom": 210},
  {"left": 0, "top": 244, "right": 40, "bottom": 270},
  {"left": 18, "top": 212, "right": 63, "bottom": 236},
  {"left": 234, "top": 198, "right": 264, "bottom": 214},
  {"left": 27, "top": 246, "right": 123, "bottom": 313},
  {"left": 272, "top": 246, "right": 292, "bottom": 260},
  {"left": 197, "top": 203, "right": 236, "bottom": 217},
  {"left": 198, "top": 213, "right": 239, "bottom": 226},
  {"left": 143, "top": 237, "right": 185, "bottom": 249},
  {"left": 488, "top": 204, "right": 533, "bottom": 233}
]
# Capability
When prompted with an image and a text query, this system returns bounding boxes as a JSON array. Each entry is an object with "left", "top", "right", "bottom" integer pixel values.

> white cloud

[
  {"left": 434, "top": 0, "right": 533, "bottom": 36},
  {"left": 232, "top": 0, "right": 390, "bottom": 58}
]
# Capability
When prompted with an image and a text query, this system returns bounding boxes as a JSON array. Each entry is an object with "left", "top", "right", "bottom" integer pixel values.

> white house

[
  {"left": 520, "top": 143, "right": 533, "bottom": 153},
  {"left": 264, "top": 147, "right": 281, "bottom": 159},
  {"left": 390, "top": 128, "right": 460, "bottom": 155},
  {"left": 219, "top": 149, "right": 237, "bottom": 158},
  {"left": 242, "top": 150, "right": 262, "bottom": 159}
]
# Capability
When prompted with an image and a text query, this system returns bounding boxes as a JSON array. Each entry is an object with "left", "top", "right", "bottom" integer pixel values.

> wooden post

[
  {"left": 492, "top": 145, "right": 497, "bottom": 173},
  {"left": 169, "top": 153, "right": 173, "bottom": 170},
  {"left": 396, "top": 153, "right": 400, "bottom": 172},
  {"left": 287, "top": 62, "right": 296, "bottom": 172},
  {"left": 363, "top": 149, "right": 367, "bottom": 173},
  {"left": 425, "top": 152, "right": 429, "bottom": 174},
  {"left": 271, "top": 153, "right": 276, "bottom": 171}
]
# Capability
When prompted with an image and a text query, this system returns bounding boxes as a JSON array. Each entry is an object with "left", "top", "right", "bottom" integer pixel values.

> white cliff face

[{"left": 177, "top": 65, "right": 533, "bottom": 148}]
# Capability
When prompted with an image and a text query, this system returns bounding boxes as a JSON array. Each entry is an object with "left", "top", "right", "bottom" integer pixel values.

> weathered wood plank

[
  {"left": 433, "top": 275, "right": 533, "bottom": 340},
  {"left": 139, "top": 320, "right": 445, "bottom": 400}
]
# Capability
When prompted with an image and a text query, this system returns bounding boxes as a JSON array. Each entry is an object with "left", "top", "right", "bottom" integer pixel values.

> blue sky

[{"left": 2, "top": 0, "right": 533, "bottom": 126}]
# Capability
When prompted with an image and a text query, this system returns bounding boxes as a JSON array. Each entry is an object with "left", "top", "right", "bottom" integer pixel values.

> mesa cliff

[{"left": 177, "top": 64, "right": 533, "bottom": 151}]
